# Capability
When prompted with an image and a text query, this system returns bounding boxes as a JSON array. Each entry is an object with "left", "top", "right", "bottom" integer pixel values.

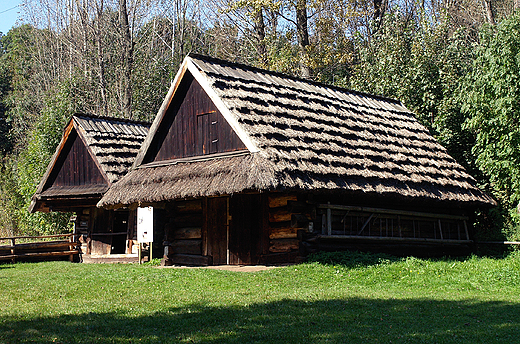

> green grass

[{"left": 1, "top": 252, "right": 520, "bottom": 343}]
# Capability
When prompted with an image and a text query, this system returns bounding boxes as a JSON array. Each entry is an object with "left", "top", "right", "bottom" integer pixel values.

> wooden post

[
  {"left": 10, "top": 238, "right": 15, "bottom": 264},
  {"left": 69, "top": 234, "right": 74, "bottom": 262},
  {"left": 226, "top": 197, "right": 230, "bottom": 265},
  {"left": 438, "top": 220, "right": 443, "bottom": 240},
  {"left": 327, "top": 202, "right": 332, "bottom": 236},
  {"left": 464, "top": 220, "right": 469, "bottom": 241},
  {"left": 149, "top": 242, "right": 152, "bottom": 261},
  {"left": 138, "top": 243, "right": 142, "bottom": 264}
]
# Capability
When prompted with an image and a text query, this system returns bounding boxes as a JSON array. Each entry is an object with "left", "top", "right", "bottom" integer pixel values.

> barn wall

[{"left": 160, "top": 192, "right": 474, "bottom": 266}]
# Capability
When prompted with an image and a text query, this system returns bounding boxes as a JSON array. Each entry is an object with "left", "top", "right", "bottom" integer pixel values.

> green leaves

[{"left": 462, "top": 14, "right": 520, "bottom": 211}]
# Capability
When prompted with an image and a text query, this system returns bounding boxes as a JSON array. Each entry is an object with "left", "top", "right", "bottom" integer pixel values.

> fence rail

[{"left": 0, "top": 233, "right": 78, "bottom": 263}]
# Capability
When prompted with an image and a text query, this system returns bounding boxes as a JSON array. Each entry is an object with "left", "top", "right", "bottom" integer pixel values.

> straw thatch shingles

[
  {"left": 75, "top": 115, "right": 149, "bottom": 184},
  {"left": 98, "top": 54, "right": 494, "bottom": 209}
]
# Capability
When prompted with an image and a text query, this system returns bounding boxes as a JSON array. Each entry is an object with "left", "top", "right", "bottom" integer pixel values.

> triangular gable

[
  {"left": 42, "top": 128, "right": 108, "bottom": 193},
  {"left": 134, "top": 56, "right": 258, "bottom": 168},
  {"left": 33, "top": 118, "right": 109, "bottom": 199}
]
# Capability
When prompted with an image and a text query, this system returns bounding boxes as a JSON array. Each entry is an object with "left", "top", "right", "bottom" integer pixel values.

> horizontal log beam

[
  {"left": 317, "top": 204, "right": 468, "bottom": 221},
  {"left": 174, "top": 201, "right": 202, "bottom": 213},
  {"left": 269, "top": 226, "right": 299, "bottom": 239},
  {"left": 269, "top": 209, "right": 292, "bottom": 223},
  {"left": 0, "top": 233, "right": 74, "bottom": 241},
  {"left": 269, "top": 239, "right": 299, "bottom": 253},
  {"left": 168, "top": 254, "right": 212, "bottom": 266},
  {"left": 0, "top": 250, "right": 79, "bottom": 260},
  {"left": 172, "top": 227, "right": 201, "bottom": 240},
  {"left": 1, "top": 241, "right": 74, "bottom": 251},
  {"left": 317, "top": 235, "right": 472, "bottom": 244},
  {"left": 477, "top": 241, "right": 520, "bottom": 245},
  {"left": 268, "top": 194, "right": 297, "bottom": 208}
]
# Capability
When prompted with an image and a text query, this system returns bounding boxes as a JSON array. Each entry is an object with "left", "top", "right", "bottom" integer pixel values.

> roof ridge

[
  {"left": 73, "top": 113, "right": 151, "bottom": 127},
  {"left": 187, "top": 53, "right": 403, "bottom": 106}
]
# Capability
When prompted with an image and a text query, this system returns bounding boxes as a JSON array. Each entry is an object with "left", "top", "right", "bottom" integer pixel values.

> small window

[{"left": 197, "top": 111, "right": 219, "bottom": 155}]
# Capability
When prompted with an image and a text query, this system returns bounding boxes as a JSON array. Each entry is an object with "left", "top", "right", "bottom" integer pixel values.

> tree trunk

[
  {"left": 296, "top": 0, "right": 310, "bottom": 79},
  {"left": 373, "top": 0, "right": 387, "bottom": 33},
  {"left": 482, "top": 0, "right": 496, "bottom": 25},
  {"left": 94, "top": 1, "right": 108, "bottom": 116},
  {"left": 254, "top": 7, "right": 268, "bottom": 68},
  {"left": 119, "top": 0, "right": 133, "bottom": 119}
]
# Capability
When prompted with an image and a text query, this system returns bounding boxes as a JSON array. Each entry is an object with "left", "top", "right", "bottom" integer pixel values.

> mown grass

[{"left": 1, "top": 251, "right": 520, "bottom": 343}]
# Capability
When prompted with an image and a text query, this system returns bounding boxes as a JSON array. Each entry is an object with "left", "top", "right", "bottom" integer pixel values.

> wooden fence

[{"left": 0, "top": 233, "right": 78, "bottom": 263}]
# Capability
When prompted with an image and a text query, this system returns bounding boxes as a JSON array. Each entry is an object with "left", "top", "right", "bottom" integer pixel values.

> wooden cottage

[
  {"left": 30, "top": 114, "right": 150, "bottom": 257},
  {"left": 98, "top": 54, "right": 495, "bottom": 265}
]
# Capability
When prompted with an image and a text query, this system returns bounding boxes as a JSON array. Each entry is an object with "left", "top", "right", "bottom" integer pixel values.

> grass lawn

[{"left": 1, "top": 251, "right": 520, "bottom": 343}]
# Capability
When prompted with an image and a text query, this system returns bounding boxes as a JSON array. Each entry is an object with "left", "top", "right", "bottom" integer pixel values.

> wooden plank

[
  {"left": 171, "top": 239, "right": 202, "bottom": 255},
  {"left": 259, "top": 251, "right": 299, "bottom": 264},
  {"left": 261, "top": 193, "right": 270, "bottom": 256},
  {"left": 0, "top": 233, "right": 74, "bottom": 241},
  {"left": 175, "top": 200, "right": 202, "bottom": 213},
  {"left": 327, "top": 205, "right": 332, "bottom": 236},
  {"left": 90, "top": 232, "right": 127, "bottom": 236},
  {"left": 174, "top": 214, "right": 203, "bottom": 227},
  {"left": 318, "top": 235, "right": 472, "bottom": 244},
  {"left": 206, "top": 197, "right": 228, "bottom": 265},
  {"left": 268, "top": 194, "right": 297, "bottom": 208},
  {"left": 269, "top": 239, "right": 299, "bottom": 253},
  {"left": 269, "top": 226, "right": 298, "bottom": 239},
  {"left": 477, "top": 241, "right": 520, "bottom": 245},
  {"left": 9, "top": 241, "right": 73, "bottom": 251},
  {"left": 317, "top": 204, "right": 468, "bottom": 221},
  {"left": 269, "top": 209, "right": 292, "bottom": 223},
  {"left": 172, "top": 227, "right": 202, "bottom": 240},
  {"left": 0, "top": 250, "right": 79, "bottom": 260},
  {"left": 168, "top": 254, "right": 212, "bottom": 266}
]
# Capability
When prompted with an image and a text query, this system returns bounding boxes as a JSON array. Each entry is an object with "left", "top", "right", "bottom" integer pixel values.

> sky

[{"left": 0, "top": 1, "right": 23, "bottom": 36}]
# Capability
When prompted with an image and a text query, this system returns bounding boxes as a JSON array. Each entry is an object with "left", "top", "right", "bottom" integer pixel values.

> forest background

[{"left": 0, "top": 0, "right": 519, "bottom": 242}]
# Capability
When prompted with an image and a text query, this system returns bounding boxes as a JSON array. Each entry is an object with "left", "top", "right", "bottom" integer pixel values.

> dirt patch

[{"left": 159, "top": 264, "right": 291, "bottom": 272}]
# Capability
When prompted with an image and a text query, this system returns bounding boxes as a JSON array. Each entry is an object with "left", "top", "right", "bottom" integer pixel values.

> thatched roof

[
  {"left": 29, "top": 114, "right": 149, "bottom": 212},
  {"left": 98, "top": 54, "right": 495, "bottom": 209},
  {"left": 73, "top": 114, "right": 149, "bottom": 184}
]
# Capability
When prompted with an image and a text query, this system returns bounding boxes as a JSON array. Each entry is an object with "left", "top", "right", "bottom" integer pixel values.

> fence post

[
  {"left": 69, "top": 234, "right": 74, "bottom": 262},
  {"left": 10, "top": 238, "right": 15, "bottom": 263}
]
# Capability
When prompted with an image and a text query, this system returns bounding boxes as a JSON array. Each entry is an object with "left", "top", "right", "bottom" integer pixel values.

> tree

[{"left": 462, "top": 14, "right": 520, "bottom": 232}]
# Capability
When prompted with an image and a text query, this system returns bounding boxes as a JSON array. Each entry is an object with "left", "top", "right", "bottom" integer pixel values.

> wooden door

[
  {"left": 205, "top": 197, "right": 228, "bottom": 265},
  {"left": 90, "top": 207, "right": 113, "bottom": 255},
  {"left": 229, "top": 194, "right": 265, "bottom": 265}
]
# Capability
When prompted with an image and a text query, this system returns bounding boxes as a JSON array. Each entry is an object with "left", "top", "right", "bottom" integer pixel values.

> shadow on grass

[{"left": 1, "top": 298, "right": 519, "bottom": 343}]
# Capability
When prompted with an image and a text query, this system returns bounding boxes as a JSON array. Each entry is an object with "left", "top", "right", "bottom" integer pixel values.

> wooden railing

[{"left": 0, "top": 233, "right": 78, "bottom": 263}]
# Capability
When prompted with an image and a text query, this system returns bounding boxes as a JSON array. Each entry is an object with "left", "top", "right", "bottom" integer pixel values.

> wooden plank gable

[
  {"left": 142, "top": 71, "right": 247, "bottom": 164},
  {"left": 42, "top": 127, "right": 108, "bottom": 194}
]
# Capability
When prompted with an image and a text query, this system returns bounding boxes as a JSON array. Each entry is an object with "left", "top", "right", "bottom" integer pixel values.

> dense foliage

[{"left": 0, "top": 0, "right": 519, "bottom": 239}]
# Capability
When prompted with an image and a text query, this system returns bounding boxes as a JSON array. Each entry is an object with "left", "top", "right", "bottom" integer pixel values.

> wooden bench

[{"left": 0, "top": 234, "right": 78, "bottom": 263}]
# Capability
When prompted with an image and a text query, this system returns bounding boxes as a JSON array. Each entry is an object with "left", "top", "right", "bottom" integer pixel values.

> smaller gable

[
  {"left": 142, "top": 71, "right": 247, "bottom": 165},
  {"left": 41, "top": 127, "right": 108, "bottom": 195}
]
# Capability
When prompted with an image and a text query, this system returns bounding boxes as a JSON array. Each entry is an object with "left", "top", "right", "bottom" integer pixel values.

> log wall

[
  {"left": 163, "top": 199, "right": 207, "bottom": 265},
  {"left": 260, "top": 193, "right": 315, "bottom": 263}
]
